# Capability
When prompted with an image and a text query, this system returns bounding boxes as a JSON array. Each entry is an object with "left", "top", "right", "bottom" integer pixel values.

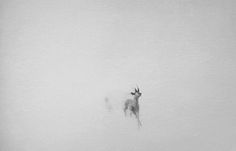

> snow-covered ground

[{"left": 1, "top": 0, "right": 236, "bottom": 150}]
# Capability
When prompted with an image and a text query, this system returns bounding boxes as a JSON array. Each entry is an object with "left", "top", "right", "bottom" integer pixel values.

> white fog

[{"left": 1, "top": 0, "right": 236, "bottom": 150}]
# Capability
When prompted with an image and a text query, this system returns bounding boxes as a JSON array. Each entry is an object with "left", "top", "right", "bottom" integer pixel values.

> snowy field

[{"left": 1, "top": 0, "right": 236, "bottom": 151}]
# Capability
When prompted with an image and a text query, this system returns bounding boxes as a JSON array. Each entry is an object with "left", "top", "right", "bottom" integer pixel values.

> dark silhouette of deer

[{"left": 123, "top": 87, "right": 142, "bottom": 127}]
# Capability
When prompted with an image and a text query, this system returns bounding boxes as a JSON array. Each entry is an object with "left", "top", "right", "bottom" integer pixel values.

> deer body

[{"left": 123, "top": 87, "right": 142, "bottom": 127}]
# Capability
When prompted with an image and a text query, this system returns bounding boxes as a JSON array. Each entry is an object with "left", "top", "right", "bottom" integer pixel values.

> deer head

[{"left": 130, "top": 87, "right": 142, "bottom": 98}]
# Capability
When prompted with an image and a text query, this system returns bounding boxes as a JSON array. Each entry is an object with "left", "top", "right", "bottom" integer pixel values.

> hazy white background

[{"left": 1, "top": 0, "right": 236, "bottom": 150}]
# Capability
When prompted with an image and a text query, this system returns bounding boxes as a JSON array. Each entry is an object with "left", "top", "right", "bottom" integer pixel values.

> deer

[{"left": 123, "top": 87, "right": 142, "bottom": 128}]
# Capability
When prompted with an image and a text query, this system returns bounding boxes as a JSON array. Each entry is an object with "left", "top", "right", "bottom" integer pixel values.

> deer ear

[{"left": 131, "top": 92, "right": 135, "bottom": 95}]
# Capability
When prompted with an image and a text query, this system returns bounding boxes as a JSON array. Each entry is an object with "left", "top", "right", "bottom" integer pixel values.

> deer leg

[
  {"left": 135, "top": 112, "right": 142, "bottom": 127},
  {"left": 130, "top": 106, "right": 135, "bottom": 117},
  {"left": 123, "top": 105, "right": 128, "bottom": 116}
]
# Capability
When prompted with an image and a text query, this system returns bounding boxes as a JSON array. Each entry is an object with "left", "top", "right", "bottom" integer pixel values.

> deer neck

[{"left": 133, "top": 96, "right": 139, "bottom": 103}]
